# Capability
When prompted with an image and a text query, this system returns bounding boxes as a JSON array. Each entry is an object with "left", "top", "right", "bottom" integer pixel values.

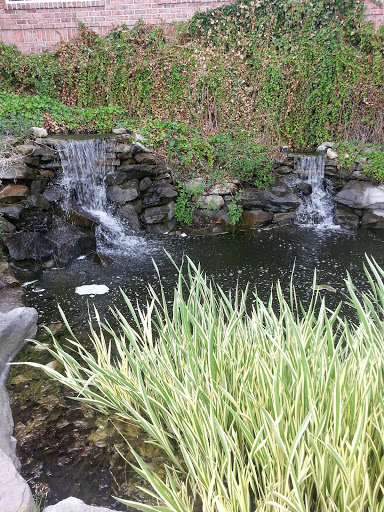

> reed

[{"left": 28, "top": 257, "right": 384, "bottom": 511}]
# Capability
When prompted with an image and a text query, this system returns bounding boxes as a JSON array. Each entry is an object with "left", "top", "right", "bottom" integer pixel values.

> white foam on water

[{"left": 75, "top": 284, "right": 110, "bottom": 295}]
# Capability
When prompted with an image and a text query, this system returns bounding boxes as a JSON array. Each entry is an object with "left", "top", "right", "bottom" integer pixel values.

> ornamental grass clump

[{"left": 29, "top": 257, "right": 384, "bottom": 511}]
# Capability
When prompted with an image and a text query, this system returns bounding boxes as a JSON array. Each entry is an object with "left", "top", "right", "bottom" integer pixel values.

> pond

[{"left": 8, "top": 225, "right": 384, "bottom": 509}]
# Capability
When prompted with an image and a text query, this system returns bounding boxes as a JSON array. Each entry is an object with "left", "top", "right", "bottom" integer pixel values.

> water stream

[
  {"left": 294, "top": 154, "right": 336, "bottom": 227},
  {"left": 57, "top": 139, "right": 144, "bottom": 254}
]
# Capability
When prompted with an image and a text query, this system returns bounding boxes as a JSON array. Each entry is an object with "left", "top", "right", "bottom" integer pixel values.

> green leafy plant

[
  {"left": 365, "top": 147, "right": 384, "bottom": 181},
  {"left": 227, "top": 192, "right": 243, "bottom": 226},
  {"left": 174, "top": 181, "right": 205, "bottom": 225},
  {"left": 26, "top": 256, "right": 384, "bottom": 511}
]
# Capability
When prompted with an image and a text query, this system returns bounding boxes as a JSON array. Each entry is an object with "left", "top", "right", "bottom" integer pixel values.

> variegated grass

[{"left": 27, "top": 257, "right": 384, "bottom": 511}]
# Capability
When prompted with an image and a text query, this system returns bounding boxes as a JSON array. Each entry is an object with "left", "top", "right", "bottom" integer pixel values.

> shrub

[{"left": 27, "top": 257, "right": 384, "bottom": 511}]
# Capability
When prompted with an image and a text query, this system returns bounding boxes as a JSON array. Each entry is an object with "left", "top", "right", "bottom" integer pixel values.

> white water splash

[
  {"left": 294, "top": 154, "right": 337, "bottom": 228},
  {"left": 75, "top": 284, "right": 110, "bottom": 295},
  {"left": 57, "top": 139, "right": 144, "bottom": 253}
]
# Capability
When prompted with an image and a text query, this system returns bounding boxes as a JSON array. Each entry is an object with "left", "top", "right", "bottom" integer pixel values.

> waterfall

[
  {"left": 57, "top": 139, "right": 142, "bottom": 253},
  {"left": 294, "top": 154, "right": 336, "bottom": 227}
]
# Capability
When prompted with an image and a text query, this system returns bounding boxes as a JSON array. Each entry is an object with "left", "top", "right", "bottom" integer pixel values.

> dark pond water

[{"left": 8, "top": 226, "right": 384, "bottom": 509}]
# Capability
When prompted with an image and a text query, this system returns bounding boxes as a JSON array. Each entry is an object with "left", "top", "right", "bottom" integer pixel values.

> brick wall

[{"left": 0, "top": 0, "right": 383, "bottom": 54}]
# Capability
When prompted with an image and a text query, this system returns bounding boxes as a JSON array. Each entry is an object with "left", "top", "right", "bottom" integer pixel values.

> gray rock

[
  {"left": 3, "top": 231, "right": 52, "bottom": 261},
  {"left": 0, "top": 163, "right": 35, "bottom": 180},
  {"left": 242, "top": 209, "right": 273, "bottom": 227},
  {"left": 0, "top": 204, "right": 25, "bottom": 221},
  {"left": 134, "top": 152, "right": 157, "bottom": 165},
  {"left": 297, "top": 182, "right": 312, "bottom": 196},
  {"left": 242, "top": 180, "right": 301, "bottom": 212},
  {"left": 23, "top": 156, "right": 40, "bottom": 169},
  {"left": 142, "top": 201, "right": 175, "bottom": 224},
  {"left": 361, "top": 209, "right": 384, "bottom": 229},
  {"left": 139, "top": 177, "right": 152, "bottom": 192},
  {"left": 113, "top": 128, "right": 127, "bottom": 135},
  {"left": 45, "top": 220, "right": 96, "bottom": 266},
  {"left": 44, "top": 496, "right": 115, "bottom": 512},
  {"left": 30, "top": 177, "right": 48, "bottom": 195},
  {"left": 28, "top": 193, "right": 51, "bottom": 211},
  {"left": 323, "top": 142, "right": 336, "bottom": 148},
  {"left": 142, "top": 180, "right": 178, "bottom": 208},
  {"left": 15, "top": 145, "right": 34, "bottom": 156},
  {"left": 32, "top": 145, "right": 57, "bottom": 159},
  {"left": 276, "top": 165, "right": 293, "bottom": 175},
  {"left": 0, "top": 451, "right": 34, "bottom": 512},
  {"left": 0, "top": 185, "right": 29, "bottom": 204},
  {"left": 134, "top": 133, "right": 145, "bottom": 142},
  {"left": 118, "top": 203, "right": 141, "bottom": 231},
  {"left": 106, "top": 181, "right": 139, "bottom": 203},
  {"left": 131, "top": 142, "right": 153, "bottom": 155},
  {"left": 43, "top": 183, "right": 63, "bottom": 203},
  {"left": 0, "top": 307, "right": 38, "bottom": 468},
  {"left": 208, "top": 183, "right": 237, "bottom": 195},
  {"left": 0, "top": 217, "right": 16, "bottom": 234},
  {"left": 335, "top": 206, "right": 360, "bottom": 229},
  {"left": 196, "top": 195, "right": 225, "bottom": 211},
  {"left": 118, "top": 164, "right": 157, "bottom": 180},
  {"left": 31, "top": 127, "right": 48, "bottom": 138},
  {"left": 273, "top": 211, "right": 297, "bottom": 225},
  {"left": 335, "top": 182, "right": 384, "bottom": 210},
  {"left": 145, "top": 218, "right": 177, "bottom": 234},
  {"left": 317, "top": 144, "right": 327, "bottom": 152},
  {"left": 326, "top": 148, "right": 338, "bottom": 160},
  {"left": 184, "top": 178, "right": 205, "bottom": 195}
]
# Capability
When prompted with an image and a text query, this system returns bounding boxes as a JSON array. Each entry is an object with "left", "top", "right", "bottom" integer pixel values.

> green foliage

[
  {"left": 0, "top": 0, "right": 384, "bottom": 149},
  {"left": 174, "top": 181, "right": 205, "bottom": 225},
  {"left": 227, "top": 192, "right": 243, "bottom": 226},
  {"left": 0, "top": 91, "right": 130, "bottom": 134},
  {"left": 365, "top": 147, "right": 384, "bottom": 181},
  {"left": 28, "top": 256, "right": 384, "bottom": 511},
  {"left": 0, "top": 114, "right": 32, "bottom": 139},
  {"left": 335, "top": 140, "right": 384, "bottom": 182}
]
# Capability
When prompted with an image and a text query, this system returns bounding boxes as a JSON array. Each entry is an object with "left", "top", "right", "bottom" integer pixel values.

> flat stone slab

[
  {"left": 45, "top": 496, "right": 116, "bottom": 512},
  {"left": 335, "top": 181, "right": 384, "bottom": 210}
]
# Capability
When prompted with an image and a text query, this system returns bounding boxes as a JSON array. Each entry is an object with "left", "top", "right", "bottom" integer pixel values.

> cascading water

[
  {"left": 58, "top": 138, "right": 142, "bottom": 253},
  {"left": 294, "top": 154, "right": 337, "bottom": 228}
]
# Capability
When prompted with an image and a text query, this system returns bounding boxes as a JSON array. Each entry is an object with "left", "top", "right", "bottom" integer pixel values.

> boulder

[
  {"left": 0, "top": 217, "right": 16, "bottom": 234},
  {"left": 134, "top": 152, "right": 157, "bottom": 165},
  {"left": 131, "top": 141, "right": 153, "bottom": 155},
  {"left": 31, "top": 126, "right": 48, "bottom": 138},
  {"left": 0, "top": 185, "right": 29, "bottom": 204},
  {"left": 23, "top": 156, "right": 40, "bottom": 169},
  {"left": 335, "top": 206, "right": 360, "bottom": 229},
  {"left": 273, "top": 211, "right": 297, "bottom": 225},
  {"left": 45, "top": 220, "right": 96, "bottom": 266},
  {"left": 335, "top": 182, "right": 384, "bottom": 210},
  {"left": 326, "top": 148, "right": 338, "bottom": 160},
  {"left": 242, "top": 209, "right": 273, "bottom": 227},
  {"left": 297, "top": 182, "right": 312, "bottom": 196},
  {"left": 196, "top": 195, "right": 225, "bottom": 211},
  {"left": 118, "top": 203, "right": 141, "bottom": 231},
  {"left": 145, "top": 218, "right": 177, "bottom": 234},
  {"left": 117, "top": 164, "right": 157, "bottom": 180},
  {"left": 142, "top": 180, "right": 178, "bottom": 208},
  {"left": 0, "top": 204, "right": 26, "bottom": 221},
  {"left": 30, "top": 177, "right": 48, "bottom": 195},
  {"left": 113, "top": 128, "right": 127, "bottom": 135},
  {"left": 0, "top": 163, "right": 35, "bottom": 180},
  {"left": 139, "top": 177, "right": 152, "bottom": 192},
  {"left": 32, "top": 145, "right": 57, "bottom": 159},
  {"left": 242, "top": 180, "right": 301, "bottom": 212},
  {"left": 208, "top": 183, "right": 237, "bottom": 195},
  {"left": 15, "top": 145, "right": 34, "bottom": 156},
  {"left": 28, "top": 193, "right": 51, "bottom": 211},
  {"left": 3, "top": 231, "right": 52, "bottom": 261},
  {"left": 66, "top": 208, "right": 99, "bottom": 229},
  {"left": 44, "top": 496, "right": 115, "bottom": 512},
  {"left": 361, "top": 209, "right": 384, "bottom": 229},
  {"left": 106, "top": 181, "right": 139, "bottom": 203},
  {"left": 0, "top": 451, "right": 34, "bottom": 512},
  {"left": 141, "top": 201, "right": 175, "bottom": 224},
  {"left": 0, "top": 260, "right": 26, "bottom": 314},
  {"left": 42, "top": 184, "right": 63, "bottom": 203}
]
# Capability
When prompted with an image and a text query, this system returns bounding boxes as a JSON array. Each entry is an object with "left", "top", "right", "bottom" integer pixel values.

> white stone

[
  {"left": 317, "top": 144, "right": 327, "bottom": 152},
  {"left": 31, "top": 127, "right": 48, "bottom": 138},
  {"left": 0, "top": 451, "right": 34, "bottom": 512},
  {"left": 323, "top": 141, "right": 336, "bottom": 148},
  {"left": 75, "top": 284, "right": 110, "bottom": 295},
  {"left": 326, "top": 148, "right": 338, "bottom": 160},
  {"left": 112, "top": 128, "right": 127, "bottom": 135},
  {"left": 44, "top": 496, "right": 115, "bottom": 512},
  {"left": 196, "top": 195, "right": 225, "bottom": 211},
  {"left": 134, "top": 133, "right": 145, "bottom": 142}
]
